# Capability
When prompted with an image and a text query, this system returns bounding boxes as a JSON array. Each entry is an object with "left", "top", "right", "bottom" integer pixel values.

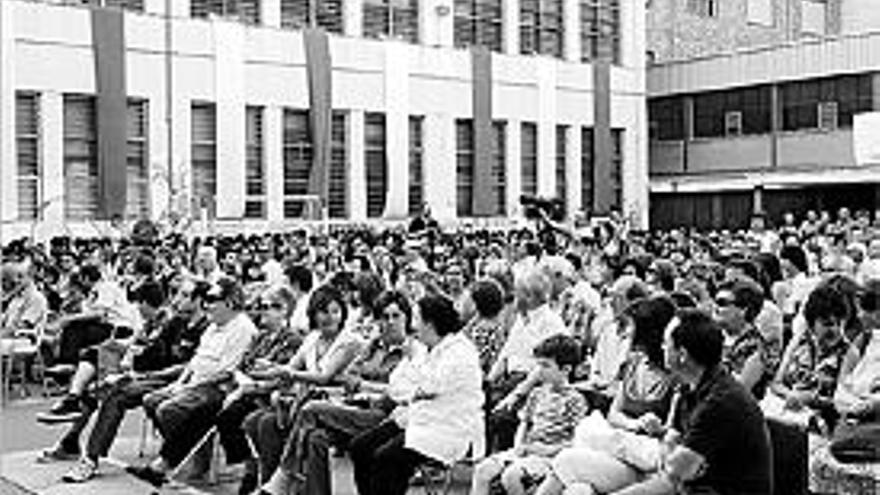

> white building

[{"left": 0, "top": 0, "right": 648, "bottom": 240}]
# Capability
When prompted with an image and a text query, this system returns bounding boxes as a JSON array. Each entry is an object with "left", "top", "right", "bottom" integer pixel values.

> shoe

[
  {"left": 36, "top": 395, "right": 85, "bottom": 424},
  {"left": 62, "top": 458, "right": 98, "bottom": 483},
  {"left": 35, "top": 445, "right": 80, "bottom": 463},
  {"left": 125, "top": 464, "right": 167, "bottom": 487}
]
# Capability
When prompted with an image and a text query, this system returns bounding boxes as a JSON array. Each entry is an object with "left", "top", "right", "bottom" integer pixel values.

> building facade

[
  {"left": 647, "top": 0, "right": 880, "bottom": 230},
  {"left": 0, "top": 0, "right": 648, "bottom": 240}
]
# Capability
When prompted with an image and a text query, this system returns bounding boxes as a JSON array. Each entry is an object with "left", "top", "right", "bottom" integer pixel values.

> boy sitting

[{"left": 472, "top": 334, "right": 588, "bottom": 495}]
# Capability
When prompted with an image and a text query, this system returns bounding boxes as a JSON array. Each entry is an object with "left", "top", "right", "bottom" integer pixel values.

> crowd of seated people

[{"left": 1, "top": 206, "right": 879, "bottom": 495}]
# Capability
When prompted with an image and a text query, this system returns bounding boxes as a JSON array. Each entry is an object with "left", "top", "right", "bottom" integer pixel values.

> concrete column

[
  {"left": 623, "top": 107, "right": 650, "bottom": 229},
  {"left": 566, "top": 124, "right": 582, "bottom": 215},
  {"left": 213, "top": 19, "right": 246, "bottom": 219},
  {"left": 682, "top": 95, "right": 693, "bottom": 173},
  {"left": 421, "top": 0, "right": 454, "bottom": 48},
  {"left": 0, "top": 0, "right": 14, "bottom": 227},
  {"left": 262, "top": 0, "right": 281, "bottom": 28},
  {"left": 506, "top": 118, "right": 523, "bottom": 217},
  {"left": 423, "top": 113, "right": 456, "bottom": 221},
  {"left": 40, "top": 92, "right": 65, "bottom": 234},
  {"left": 537, "top": 58, "right": 557, "bottom": 198},
  {"left": 564, "top": 0, "right": 580, "bottom": 62},
  {"left": 265, "top": 106, "right": 284, "bottom": 222},
  {"left": 344, "top": 0, "right": 363, "bottom": 38},
  {"left": 502, "top": 0, "right": 519, "bottom": 55},
  {"left": 169, "top": 0, "right": 190, "bottom": 17},
  {"left": 148, "top": 93, "right": 168, "bottom": 221},
  {"left": 753, "top": 185, "right": 764, "bottom": 215},
  {"left": 348, "top": 110, "right": 367, "bottom": 221},
  {"left": 173, "top": 95, "right": 192, "bottom": 221},
  {"left": 383, "top": 42, "right": 410, "bottom": 218}
]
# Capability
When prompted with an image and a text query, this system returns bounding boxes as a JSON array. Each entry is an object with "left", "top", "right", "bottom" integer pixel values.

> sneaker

[
  {"left": 36, "top": 395, "right": 84, "bottom": 424},
  {"left": 62, "top": 458, "right": 98, "bottom": 483},
  {"left": 35, "top": 445, "right": 80, "bottom": 463}
]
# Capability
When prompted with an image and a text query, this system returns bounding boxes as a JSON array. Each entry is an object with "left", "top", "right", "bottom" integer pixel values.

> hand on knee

[
  {"left": 500, "top": 466, "right": 527, "bottom": 495},
  {"left": 471, "top": 458, "right": 503, "bottom": 492}
]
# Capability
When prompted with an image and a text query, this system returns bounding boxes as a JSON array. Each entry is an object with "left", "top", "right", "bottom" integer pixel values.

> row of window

[
  {"left": 649, "top": 73, "right": 875, "bottom": 140},
  {"left": 15, "top": 91, "right": 621, "bottom": 221},
  {"left": 67, "top": 0, "right": 622, "bottom": 64}
]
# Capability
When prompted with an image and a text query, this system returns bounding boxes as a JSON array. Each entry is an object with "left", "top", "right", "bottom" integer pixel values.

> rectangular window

[
  {"left": 693, "top": 86, "right": 772, "bottom": 138},
  {"left": 648, "top": 97, "right": 686, "bottom": 141},
  {"left": 282, "top": 109, "right": 312, "bottom": 218},
  {"left": 456, "top": 119, "right": 475, "bottom": 217},
  {"left": 191, "top": 0, "right": 261, "bottom": 24},
  {"left": 408, "top": 116, "right": 425, "bottom": 217},
  {"left": 63, "top": 95, "right": 99, "bottom": 220},
  {"left": 520, "top": 0, "right": 564, "bottom": 58},
  {"left": 580, "top": 0, "right": 621, "bottom": 64},
  {"left": 581, "top": 127, "right": 623, "bottom": 212},
  {"left": 781, "top": 74, "right": 873, "bottom": 131},
  {"left": 126, "top": 99, "right": 149, "bottom": 219},
  {"left": 16, "top": 92, "right": 40, "bottom": 221},
  {"left": 687, "top": 0, "right": 718, "bottom": 17},
  {"left": 801, "top": 0, "right": 826, "bottom": 36},
  {"left": 521, "top": 122, "right": 538, "bottom": 197},
  {"left": 556, "top": 125, "right": 567, "bottom": 206},
  {"left": 364, "top": 0, "right": 419, "bottom": 43},
  {"left": 365, "top": 113, "right": 387, "bottom": 218},
  {"left": 492, "top": 121, "right": 507, "bottom": 215},
  {"left": 328, "top": 112, "right": 348, "bottom": 219},
  {"left": 281, "top": 0, "right": 344, "bottom": 33},
  {"left": 191, "top": 102, "right": 217, "bottom": 217},
  {"left": 78, "top": 0, "right": 145, "bottom": 11},
  {"left": 245, "top": 106, "right": 265, "bottom": 219},
  {"left": 454, "top": 0, "right": 503, "bottom": 52}
]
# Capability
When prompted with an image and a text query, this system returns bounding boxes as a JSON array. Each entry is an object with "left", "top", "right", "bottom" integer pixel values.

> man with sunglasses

[{"left": 127, "top": 277, "right": 258, "bottom": 487}]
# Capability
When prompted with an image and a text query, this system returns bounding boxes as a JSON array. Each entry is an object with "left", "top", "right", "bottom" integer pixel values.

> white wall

[{"left": 2, "top": 0, "right": 648, "bottom": 237}]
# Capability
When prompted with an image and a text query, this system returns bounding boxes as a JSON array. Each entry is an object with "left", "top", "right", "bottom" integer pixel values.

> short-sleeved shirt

[
  {"left": 617, "top": 353, "right": 675, "bottom": 421},
  {"left": 463, "top": 316, "right": 508, "bottom": 374},
  {"left": 520, "top": 383, "right": 588, "bottom": 447},
  {"left": 778, "top": 334, "right": 849, "bottom": 400},
  {"left": 673, "top": 366, "right": 772, "bottom": 495}
]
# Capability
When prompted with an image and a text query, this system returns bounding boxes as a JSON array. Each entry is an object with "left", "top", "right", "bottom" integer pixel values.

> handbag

[{"left": 829, "top": 421, "right": 880, "bottom": 463}]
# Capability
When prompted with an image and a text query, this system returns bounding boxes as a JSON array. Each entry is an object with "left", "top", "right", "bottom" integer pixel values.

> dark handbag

[{"left": 829, "top": 421, "right": 880, "bottom": 463}]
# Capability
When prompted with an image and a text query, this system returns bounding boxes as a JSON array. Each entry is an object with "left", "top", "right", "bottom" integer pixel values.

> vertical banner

[
  {"left": 592, "top": 52, "right": 613, "bottom": 215},
  {"left": 472, "top": 46, "right": 494, "bottom": 216},
  {"left": 304, "top": 28, "right": 332, "bottom": 217},
  {"left": 213, "top": 18, "right": 246, "bottom": 219},
  {"left": 91, "top": 7, "right": 128, "bottom": 220}
]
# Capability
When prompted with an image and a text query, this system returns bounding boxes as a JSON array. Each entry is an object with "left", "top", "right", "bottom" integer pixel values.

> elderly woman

[
  {"left": 349, "top": 294, "right": 484, "bottom": 495},
  {"left": 252, "top": 290, "right": 426, "bottom": 495},
  {"left": 533, "top": 296, "right": 678, "bottom": 495},
  {"left": 242, "top": 285, "right": 364, "bottom": 486}
]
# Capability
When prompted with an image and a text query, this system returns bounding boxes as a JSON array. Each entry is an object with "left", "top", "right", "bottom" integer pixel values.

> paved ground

[{"left": 1, "top": 396, "right": 471, "bottom": 495}]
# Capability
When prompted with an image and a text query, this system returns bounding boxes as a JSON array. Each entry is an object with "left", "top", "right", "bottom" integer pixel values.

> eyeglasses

[
  {"left": 714, "top": 297, "right": 736, "bottom": 308},
  {"left": 261, "top": 302, "right": 286, "bottom": 311}
]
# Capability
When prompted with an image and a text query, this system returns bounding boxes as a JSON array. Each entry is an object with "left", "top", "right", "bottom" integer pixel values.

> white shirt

[
  {"left": 188, "top": 313, "right": 258, "bottom": 384},
  {"left": 261, "top": 259, "right": 286, "bottom": 286},
  {"left": 588, "top": 304, "right": 630, "bottom": 388},
  {"left": 405, "top": 333, "right": 485, "bottom": 463},
  {"left": 84, "top": 280, "right": 142, "bottom": 331},
  {"left": 495, "top": 303, "right": 568, "bottom": 374}
]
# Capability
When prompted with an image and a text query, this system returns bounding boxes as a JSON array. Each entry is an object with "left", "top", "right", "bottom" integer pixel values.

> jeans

[
  {"left": 243, "top": 408, "right": 287, "bottom": 480},
  {"left": 57, "top": 318, "right": 113, "bottom": 365},
  {"left": 350, "top": 420, "right": 429, "bottom": 495},
  {"left": 278, "top": 400, "right": 386, "bottom": 495},
  {"left": 215, "top": 394, "right": 262, "bottom": 465},
  {"left": 143, "top": 382, "right": 225, "bottom": 467}
]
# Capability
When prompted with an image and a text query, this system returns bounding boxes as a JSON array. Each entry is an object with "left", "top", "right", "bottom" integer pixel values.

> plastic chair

[{"left": 1, "top": 326, "right": 47, "bottom": 404}]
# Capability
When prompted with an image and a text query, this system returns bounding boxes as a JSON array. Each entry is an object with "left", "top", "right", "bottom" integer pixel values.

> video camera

[{"left": 520, "top": 195, "right": 566, "bottom": 222}]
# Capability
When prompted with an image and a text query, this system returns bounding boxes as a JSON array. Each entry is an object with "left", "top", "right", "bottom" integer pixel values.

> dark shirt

[{"left": 675, "top": 366, "right": 773, "bottom": 495}]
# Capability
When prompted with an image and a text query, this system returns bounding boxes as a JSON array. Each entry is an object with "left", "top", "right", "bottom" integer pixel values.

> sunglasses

[
  {"left": 261, "top": 302, "right": 286, "bottom": 311},
  {"left": 714, "top": 297, "right": 736, "bottom": 308}
]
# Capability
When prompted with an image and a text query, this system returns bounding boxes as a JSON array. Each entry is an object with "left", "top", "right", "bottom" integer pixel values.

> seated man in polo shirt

[{"left": 612, "top": 309, "right": 772, "bottom": 495}]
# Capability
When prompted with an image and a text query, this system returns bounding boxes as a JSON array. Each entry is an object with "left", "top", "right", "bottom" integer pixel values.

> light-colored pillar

[
  {"left": 344, "top": 0, "right": 363, "bottom": 38},
  {"left": 623, "top": 110, "right": 649, "bottom": 229},
  {"left": 169, "top": 0, "right": 190, "bottom": 17},
  {"left": 506, "top": 118, "right": 522, "bottom": 217},
  {"left": 383, "top": 42, "right": 410, "bottom": 218},
  {"left": 423, "top": 113, "right": 456, "bottom": 221},
  {"left": 564, "top": 0, "right": 580, "bottom": 62},
  {"left": 348, "top": 110, "right": 367, "bottom": 221},
  {"left": 0, "top": 0, "right": 14, "bottom": 228},
  {"left": 502, "top": 0, "right": 519, "bottom": 55},
  {"left": 173, "top": 95, "right": 192, "bottom": 221},
  {"left": 213, "top": 19, "right": 246, "bottom": 219},
  {"left": 566, "top": 124, "right": 582, "bottom": 215},
  {"left": 421, "top": 0, "right": 454, "bottom": 48},
  {"left": 148, "top": 94, "right": 169, "bottom": 221},
  {"left": 265, "top": 106, "right": 284, "bottom": 222},
  {"left": 537, "top": 58, "right": 557, "bottom": 198},
  {"left": 40, "top": 92, "right": 65, "bottom": 234},
  {"left": 143, "top": 0, "right": 165, "bottom": 16},
  {"left": 262, "top": 0, "right": 281, "bottom": 28}
]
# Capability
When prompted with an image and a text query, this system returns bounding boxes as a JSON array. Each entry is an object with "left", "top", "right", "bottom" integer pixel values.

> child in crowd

[{"left": 471, "top": 334, "right": 588, "bottom": 495}]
